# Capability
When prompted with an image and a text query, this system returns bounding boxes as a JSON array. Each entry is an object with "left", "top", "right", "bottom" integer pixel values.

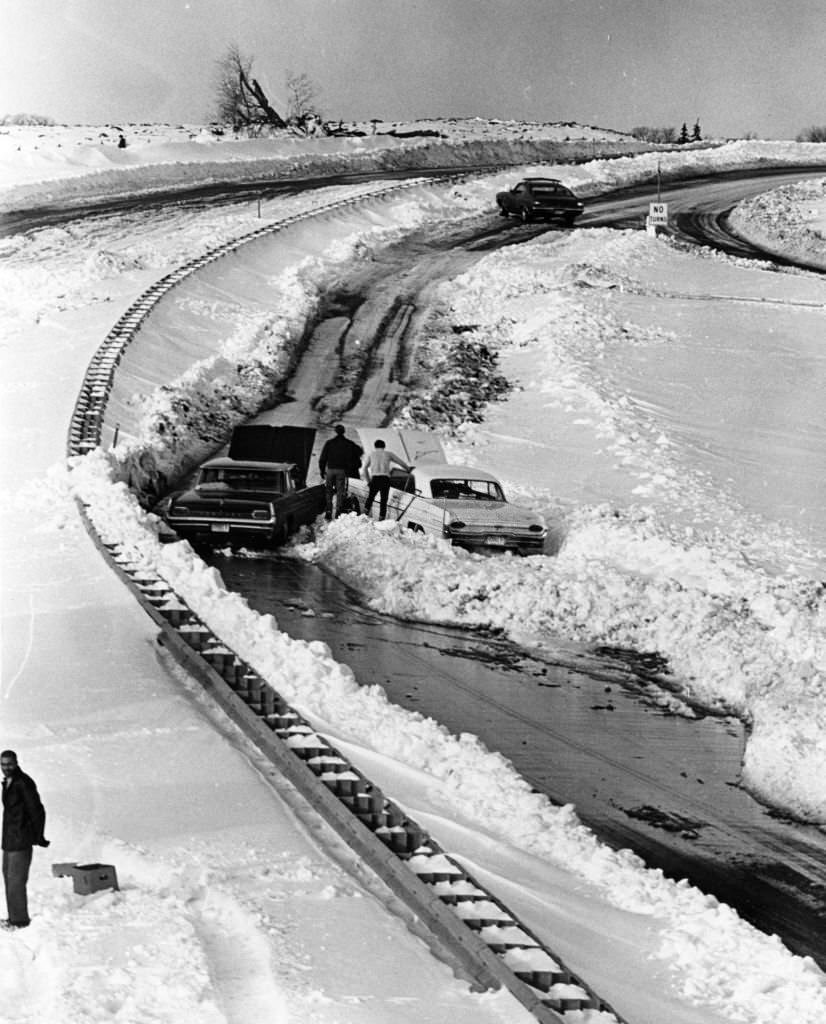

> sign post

[{"left": 646, "top": 201, "right": 669, "bottom": 237}]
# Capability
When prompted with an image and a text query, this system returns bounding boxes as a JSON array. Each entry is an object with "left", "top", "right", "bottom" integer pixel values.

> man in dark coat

[
  {"left": 2, "top": 750, "right": 49, "bottom": 929},
  {"left": 318, "top": 424, "right": 363, "bottom": 521}
]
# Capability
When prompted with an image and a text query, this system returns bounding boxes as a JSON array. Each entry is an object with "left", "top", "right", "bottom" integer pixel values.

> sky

[
  {"left": 1, "top": 0, "right": 825, "bottom": 139},
  {"left": 2, "top": 125, "right": 826, "bottom": 1022}
]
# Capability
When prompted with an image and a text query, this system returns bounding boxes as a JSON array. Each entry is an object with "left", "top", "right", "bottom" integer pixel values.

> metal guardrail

[{"left": 67, "top": 179, "right": 629, "bottom": 1024}]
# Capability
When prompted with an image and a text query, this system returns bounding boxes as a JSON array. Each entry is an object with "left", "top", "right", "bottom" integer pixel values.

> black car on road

[{"left": 496, "top": 177, "right": 584, "bottom": 225}]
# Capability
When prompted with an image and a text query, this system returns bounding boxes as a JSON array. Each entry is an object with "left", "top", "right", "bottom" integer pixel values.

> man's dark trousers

[
  {"left": 365, "top": 475, "right": 391, "bottom": 519},
  {"left": 3, "top": 848, "right": 32, "bottom": 926},
  {"left": 324, "top": 468, "right": 348, "bottom": 518}
]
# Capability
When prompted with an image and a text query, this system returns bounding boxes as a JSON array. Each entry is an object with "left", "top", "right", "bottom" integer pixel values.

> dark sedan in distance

[{"left": 496, "top": 177, "right": 584, "bottom": 225}]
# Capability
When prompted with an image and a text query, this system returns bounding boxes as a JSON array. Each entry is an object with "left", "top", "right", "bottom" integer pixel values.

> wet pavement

[{"left": 210, "top": 550, "right": 826, "bottom": 965}]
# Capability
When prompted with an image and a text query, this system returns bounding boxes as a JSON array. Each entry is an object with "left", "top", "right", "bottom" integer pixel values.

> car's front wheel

[
  {"left": 498, "top": 203, "right": 509, "bottom": 218},
  {"left": 520, "top": 207, "right": 531, "bottom": 224}
]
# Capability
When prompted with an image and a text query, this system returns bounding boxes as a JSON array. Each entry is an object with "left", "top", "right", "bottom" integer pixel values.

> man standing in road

[
  {"left": 318, "top": 424, "right": 363, "bottom": 520},
  {"left": 2, "top": 750, "right": 49, "bottom": 929},
  {"left": 362, "top": 439, "right": 411, "bottom": 520}
]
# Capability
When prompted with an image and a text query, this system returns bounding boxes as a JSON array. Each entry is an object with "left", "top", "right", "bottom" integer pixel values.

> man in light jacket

[
  {"left": 362, "top": 439, "right": 411, "bottom": 520},
  {"left": 2, "top": 750, "right": 49, "bottom": 929}
]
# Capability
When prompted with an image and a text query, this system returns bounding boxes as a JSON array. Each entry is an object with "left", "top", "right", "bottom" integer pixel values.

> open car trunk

[{"left": 229, "top": 425, "right": 317, "bottom": 487}]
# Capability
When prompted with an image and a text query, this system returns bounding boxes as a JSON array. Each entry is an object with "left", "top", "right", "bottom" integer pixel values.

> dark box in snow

[{"left": 52, "top": 861, "right": 119, "bottom": 894}]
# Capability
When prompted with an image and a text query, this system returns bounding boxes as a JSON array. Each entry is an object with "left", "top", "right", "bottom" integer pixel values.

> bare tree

[
  {"left": 213, "top": 44, "right": 286, "bottom": 129},
  {"left": 285, "top": 69, "right": 321, "bottom": 125},
  {"left": 797, "top": 125, "right": 826, "bottom": 142},
  {"left": 631, "top": 125, "right": 677, "bottom": 144}
]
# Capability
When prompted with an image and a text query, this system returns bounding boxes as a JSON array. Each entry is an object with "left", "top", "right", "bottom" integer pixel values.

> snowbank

[
  {"left": 0, "top": 117, "right": 650, "bottom": 213},
  {"left": 730, "top": 175, "right": 826, "bottom": 269}
]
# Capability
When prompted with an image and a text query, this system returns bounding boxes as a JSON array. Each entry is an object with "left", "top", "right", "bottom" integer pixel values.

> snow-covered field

[
  {"left": 2, "top": 121, "right": 826, "bottom": 1024},
  {"left": 0, "top": 117, "right": 646, "bottom": 215}
]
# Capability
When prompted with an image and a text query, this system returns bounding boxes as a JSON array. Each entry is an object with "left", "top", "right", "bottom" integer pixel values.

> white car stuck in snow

[{"left": 339, "top": 428, "right": 548, "bottom": 555}]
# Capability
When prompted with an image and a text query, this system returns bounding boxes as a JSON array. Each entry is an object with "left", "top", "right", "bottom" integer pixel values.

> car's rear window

[
  {"left": 199, "top": 468, "right": 287, "bottom": 491},
  {"left": 430, "top": 479, "right": 505, "bottom": 501},
  {"left": 532, "top": 186, "right": 569, "bottom": 197}
]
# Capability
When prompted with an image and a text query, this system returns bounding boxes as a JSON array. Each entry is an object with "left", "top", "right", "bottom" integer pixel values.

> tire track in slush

[{"left": 186, "top": 887, "right": 290, "bottom": 1024}]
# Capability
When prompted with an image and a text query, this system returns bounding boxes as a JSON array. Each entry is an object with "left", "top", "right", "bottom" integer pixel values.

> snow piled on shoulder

[
  {"left": 301, "top": 506, "right": 826, "bottom": 824},
  {"left": 730, "top": 175, "right": 826, "bottom": 269}
]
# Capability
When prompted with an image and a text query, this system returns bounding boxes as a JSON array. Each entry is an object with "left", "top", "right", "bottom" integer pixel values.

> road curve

[
  {"left": 581, "top": 165, "right": 826, "bottom": 266},
  {"left": 199, "top": 166, "right": 826, "bottom": 964}
]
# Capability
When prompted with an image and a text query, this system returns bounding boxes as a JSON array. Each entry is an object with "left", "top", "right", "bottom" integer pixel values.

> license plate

[
  {"left": 211, "top": 523, "right": 231, "bottom": 533},
  {"left": 485, "top": 535, "right": 507, "bottom": 546}
]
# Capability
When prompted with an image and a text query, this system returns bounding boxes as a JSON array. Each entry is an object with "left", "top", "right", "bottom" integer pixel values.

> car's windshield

[
  {"left": 430, "top": 478, "right": 505, "bottom": 501},
  {"left": 199, "top": 468, "right": 287, "bottom": 491}
]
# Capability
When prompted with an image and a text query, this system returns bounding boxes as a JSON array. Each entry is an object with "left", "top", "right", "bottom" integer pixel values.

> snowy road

[
  {"left": 580, "top": 166, "right": 826, "bottom": 257},
  {"left": 0, "top": 167, "right": 464, "bottom": 238},
  {"left": 212, "top": 550, "right": 826, "bottom": 964},
  {"left": 196, "top": 169, "right": 826, "bottom": 963},
  {"left": 240, "top": 166, "right": 826, "bottom": 435}
]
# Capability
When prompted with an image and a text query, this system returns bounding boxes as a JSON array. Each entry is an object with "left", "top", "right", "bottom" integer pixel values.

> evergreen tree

[
  {"left": 679, "top": 122, "right": 689, "bottom": 144},
  {"left": 692, "top": 119, "right": 702, "bottom": 142}
]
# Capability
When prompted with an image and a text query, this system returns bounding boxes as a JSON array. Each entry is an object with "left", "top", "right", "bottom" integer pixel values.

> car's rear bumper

[
  {"left": 531, "top": 208, "right": 582, "bottom": 219},
  {"left": 448, "top": 531, "right": 547, "bottom": 555},
  {"left": 164, "top": 519, "right": 276, "bottom": 545}
]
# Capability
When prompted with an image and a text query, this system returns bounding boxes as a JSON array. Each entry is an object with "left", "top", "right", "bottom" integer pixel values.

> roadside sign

[{"left": 648, "top": 202, "right": 669, "bottom": 225}]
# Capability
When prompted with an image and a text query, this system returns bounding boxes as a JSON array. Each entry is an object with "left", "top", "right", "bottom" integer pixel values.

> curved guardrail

[{"left": 67, "top": 179, "right": 628, "bottom": 1024}]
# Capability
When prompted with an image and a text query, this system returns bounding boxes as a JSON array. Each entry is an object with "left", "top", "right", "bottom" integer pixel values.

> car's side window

[
  {"left": 431, "top": 480, "right": 460, "bottom": 499},
  {"left": 513, "top": 183, "right": 526, "bottom": 195}
]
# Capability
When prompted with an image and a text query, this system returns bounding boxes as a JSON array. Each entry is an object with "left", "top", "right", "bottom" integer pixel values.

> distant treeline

[
  {"left": 632, "top": 121, "right": 702, "bottom": 144},
  {"left": 634, "top": 121, "right": 826, "bottom": 143},
  {"left": 1, "top": 113, "right": 56, "bottom": 126}
]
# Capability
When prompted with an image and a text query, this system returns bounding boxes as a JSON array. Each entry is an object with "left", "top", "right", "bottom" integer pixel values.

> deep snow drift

[{"left": 2, "top": 123, "right": 826, "bottom": 1024}]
